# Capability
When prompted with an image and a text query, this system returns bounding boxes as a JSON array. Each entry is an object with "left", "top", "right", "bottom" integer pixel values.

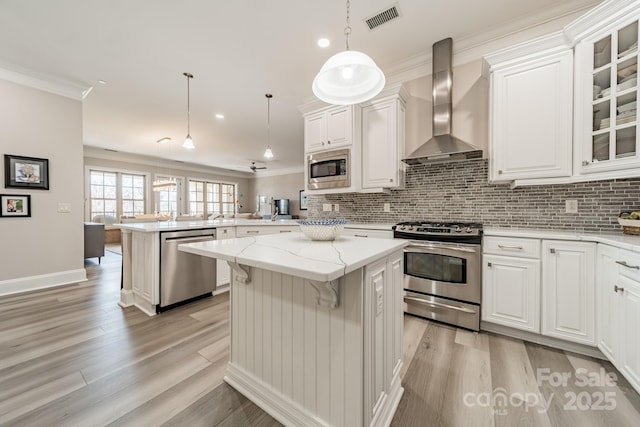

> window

[
  {"left": 188, "top": 179, "right": 236, "bottom": 217},
  {"left": 155, "top": 176, "right": 179, "bottom": 216},
  {"left": 121, "top": 173, "right": 145, "bottom": 216},
  {"left": 88, "top": 169, "right": 147, "bottom": 220},
  {"left": 90, "top": 171, "right": 117, "bottom": 219}
]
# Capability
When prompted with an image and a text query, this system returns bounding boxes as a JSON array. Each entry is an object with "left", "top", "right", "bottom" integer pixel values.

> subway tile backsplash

[{"left": 307, "top": 159, "right": 640, "bottom": 232}]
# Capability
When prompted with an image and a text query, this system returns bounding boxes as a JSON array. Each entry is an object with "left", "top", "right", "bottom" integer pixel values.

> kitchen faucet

[{"left": 271, "top": 207, "right": 279, "bottom": 221}]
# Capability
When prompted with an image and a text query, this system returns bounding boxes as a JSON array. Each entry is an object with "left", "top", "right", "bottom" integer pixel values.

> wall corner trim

[{"left": 0, "top": 269, "right": 87, "bottom": 296}]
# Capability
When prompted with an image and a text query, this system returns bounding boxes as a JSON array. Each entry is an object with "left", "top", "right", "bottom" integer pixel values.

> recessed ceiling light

[
  {"left": 215, "top": 113, "right": 225, "bottom": 119},
  {"left": 317, "top": 38, "right": 330, "bottom": 48}
]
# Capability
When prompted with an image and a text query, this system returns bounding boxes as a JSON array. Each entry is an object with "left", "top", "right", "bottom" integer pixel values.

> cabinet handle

[
  {"left": 614, "top": 285, "right": 625, "bottom": 293},
  {"left": 498, "top": 170, "right": 503, "bottom": 174},
  {"left": 279, "top": 230, "right": 292, "bottom": 233},
  {"left": 389, "top": 178, "right": 393, "bottom": 182},
  {"left": 327, "top": 140, "right": 331, "bottom": 144},
  {"left": 354, "top": 234, "right": 369, "bottom": 238},
  {"left": 246, "top": 230, "right": 260, "bottom": 234},
  {"left": 582, "top": 160, "right": 590, "bottom": 166},
  {"left": 498, "top": 244, "right": 523, "bottom": 250},
  {"left": 550, "top": 248, "right": 556, "bottom": 254},
  {"left": 616, "top": 260, "right": 640, "bottom": 270},
  {"left": 321, "top": 141, "right": 325, "bottom": 146},
  {"left": 487, "top": 262, "right": 492, "bottom": 267}
]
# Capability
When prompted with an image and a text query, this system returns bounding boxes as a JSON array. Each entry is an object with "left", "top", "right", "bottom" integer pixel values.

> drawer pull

[
  {"left": 354, "top": 234, "right": 369, "bottom": 238},
  {"left": 616, "top": 260, "right": 640, "bottom": 270},
  {"left": 246, "top": 230, "right": 260, "bottom": 234},
  {"left": 279, "top": 230, "right": 292, "bottom": 233},
  {"left": 403, "top": 296, "right": 476, "bottom": 314},
  {"left": 487, "top": 262, "right": 492, "bottom": 267},
  {"left": 614, "top": 285, "right": 625, "bottom": 293},
  {"left": 550, "top": 248, "right": 556, "bottom": 254},
  {"left": 498, "top": 244, "right": 523, "bottom": 250}
]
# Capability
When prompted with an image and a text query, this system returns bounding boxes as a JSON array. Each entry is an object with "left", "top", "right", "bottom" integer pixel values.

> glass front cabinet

[{"left": 575, "top": 14, "right": 640, "bottom": 174}]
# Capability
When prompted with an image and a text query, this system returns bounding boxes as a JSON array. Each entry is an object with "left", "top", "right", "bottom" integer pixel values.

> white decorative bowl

[{"left": 297, "top": 219, "right": 349, "bottom": 241}]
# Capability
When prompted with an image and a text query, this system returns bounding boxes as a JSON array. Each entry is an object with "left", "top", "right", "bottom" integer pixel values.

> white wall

[
  {"left": 0, "top": 79, "right": 85, "bottom": 291},
  {"left": 248, "top": 172, "right": 306, "bottom": 217}
]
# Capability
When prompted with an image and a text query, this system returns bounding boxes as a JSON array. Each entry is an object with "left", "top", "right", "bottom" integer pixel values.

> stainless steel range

[{"left": 393, "top": 221, "right": 482, "bottom": 331}]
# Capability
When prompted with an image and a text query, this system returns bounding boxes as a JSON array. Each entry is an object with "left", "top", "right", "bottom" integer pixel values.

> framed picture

[
  {"left": 0, "top": 194, "right": 31, "bottom": 218},
  {"left": 4, "top": 154, "right": 49, "bottom": 190},
  {"left": 299, "top": 189, "right": 308, "bottom": 210}
]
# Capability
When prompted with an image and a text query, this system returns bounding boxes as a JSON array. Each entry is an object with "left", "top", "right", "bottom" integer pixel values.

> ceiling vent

[{"left": 365, "top": 4, "right": 400, "bottom": 30}]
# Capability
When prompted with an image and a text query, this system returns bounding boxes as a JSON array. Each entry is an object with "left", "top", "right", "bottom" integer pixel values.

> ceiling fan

[{"left": 249, "top": 162, "right": 267, "bottom": 173}]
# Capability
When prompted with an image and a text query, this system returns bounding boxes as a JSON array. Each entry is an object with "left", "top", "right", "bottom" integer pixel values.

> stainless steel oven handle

[
  {"left": 405, "top": 242, "right": 477, "bottom": 254},
  {"left": 403, "top": 296, "right": 476, "bottom": 314}
]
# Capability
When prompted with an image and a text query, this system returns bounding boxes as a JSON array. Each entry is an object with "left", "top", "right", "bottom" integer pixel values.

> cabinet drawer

[
  {"left": 483, "top": 236, "right": 540, "bottom": 259},
  {"left": 343, "top": 228, "right": 393, "bottom": 239},
  {"left": 616, "top": 248, "right": 640, "bottom": 282}
]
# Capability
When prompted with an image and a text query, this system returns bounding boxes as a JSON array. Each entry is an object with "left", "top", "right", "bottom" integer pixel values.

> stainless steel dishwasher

[{"left": 159, "top": 228, "right": 217, "bottom": 310}]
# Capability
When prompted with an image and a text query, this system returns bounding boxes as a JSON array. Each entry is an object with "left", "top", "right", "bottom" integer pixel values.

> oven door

[
  {"left": 403, "top": 240, "right": 481, "bottom": 304},
  {"left": 307, "top": 149, "right": 350, "bottom": 189}
]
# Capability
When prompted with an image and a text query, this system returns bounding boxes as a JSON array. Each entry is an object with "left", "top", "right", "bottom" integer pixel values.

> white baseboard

[
  {"left": 375, "top": 375, "right": 404, "bottom": 427},
  {"left": 481, "top": 321, "right": 605, "bottom": 359},
  {"left": 212, "top": 284, "right": 229, "bottom": 296},
  {"left": 0, "top": 269, "right": 87, "bottom": 296},
  {"left": 119, "top": 289, "right": 135, "bottom": 307},
  {"left": 225, "top": 363, "right": 326, "bottom": 427}
]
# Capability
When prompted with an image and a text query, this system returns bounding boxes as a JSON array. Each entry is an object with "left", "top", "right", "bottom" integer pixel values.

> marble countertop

[
  {"left": 179, "top": 232, "right": 407, "bottom": 282},
  {"left": 484, "top": 227, "right": 640, "bottom": 253},
  {"left": 117, "top": 218, "right": 299, "bottom": 232},
  {"left": 116, "top": 220, "right": 395, "bottom": 233}
]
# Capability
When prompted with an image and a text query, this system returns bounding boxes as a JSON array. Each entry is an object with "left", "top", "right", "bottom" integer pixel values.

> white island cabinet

[{"left": 180, "top": 232, "right": 407, "bottom": 427}]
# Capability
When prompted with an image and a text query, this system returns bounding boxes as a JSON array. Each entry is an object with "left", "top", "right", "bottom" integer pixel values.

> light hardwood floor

[{"left": 1, "top": 247, "right": 639, "bottom": 426}]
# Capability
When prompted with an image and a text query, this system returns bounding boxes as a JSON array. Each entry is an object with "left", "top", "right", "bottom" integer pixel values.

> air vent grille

[{"left": 365, "top": 5, "right": 400, "bottom": 30}]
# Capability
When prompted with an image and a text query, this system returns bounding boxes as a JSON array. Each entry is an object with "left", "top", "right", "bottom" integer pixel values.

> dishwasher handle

[{"left": 165, "top": 234, "right": 215, "bottom": 243}]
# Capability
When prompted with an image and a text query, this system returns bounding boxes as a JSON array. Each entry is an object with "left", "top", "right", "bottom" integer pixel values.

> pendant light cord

[
  {"left": 344, "top": 0, "right": 351, "bottom": 50},
  {"left": 183, "top": 72, "right": 193, "bottom": 136},
  {"left": 266, "top": 93, "right": 273, "bottom": 147}
]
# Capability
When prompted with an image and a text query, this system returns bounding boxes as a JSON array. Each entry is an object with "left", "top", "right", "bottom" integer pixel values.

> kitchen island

[{"left": 180, "top": 232, "right": 407, "bottom": 427}]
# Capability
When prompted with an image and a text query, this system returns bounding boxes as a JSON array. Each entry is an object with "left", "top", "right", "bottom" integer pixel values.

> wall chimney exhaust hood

[{"left": 402, "top": 38, "right": 482, "bottom": 165}]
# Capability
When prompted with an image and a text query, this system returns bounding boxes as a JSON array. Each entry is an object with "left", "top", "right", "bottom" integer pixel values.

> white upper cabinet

[
  {"left": 361, "top": 94, "right": 406, "bottom": 190},
  {"left": 484, "top": 33, "right": 573, "bottom": 183},
  {"left": 300, "top": 83, "right": 407, "bottom": 194},
  {"left": 484, "top": 0, "right": 640, "bottom": 186},
  {"left": 573, "top": 12, "right": 640, "bottom": 175},
  {"left": 304, "top": 105, "right": 353, "bottom": 153}
]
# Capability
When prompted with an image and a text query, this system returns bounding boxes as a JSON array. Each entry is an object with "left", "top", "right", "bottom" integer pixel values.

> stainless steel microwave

[{"left": 307, "top": 148, "right": 351, "bottom": 190}]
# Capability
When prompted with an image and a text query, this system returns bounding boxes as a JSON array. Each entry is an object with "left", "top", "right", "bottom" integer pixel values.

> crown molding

[
  {"left": 564, "top": 0, "right": 640, "bottom": 43},
  {"left": 0, "top": 61, "right": 88, "bottom": 101},
  {"left": 384, "top": 0, "right": 601, "bottom": 84}
]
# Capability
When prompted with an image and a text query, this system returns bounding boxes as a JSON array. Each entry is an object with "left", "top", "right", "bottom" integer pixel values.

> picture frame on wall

[
  {"left": 4, "top": 154, "right": 50, "bottom": 190},
  {"left": 0, "top": 194, "right": 31, "bottom": 218},
  {"left": 299, "top": 189, "right": 308, "bottom": 210}
]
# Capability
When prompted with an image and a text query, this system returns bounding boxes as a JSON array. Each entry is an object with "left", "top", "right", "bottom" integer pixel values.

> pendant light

[
  {"left": 182, "top": 72, "right": 195, "bottom": 149},
  {"left": 153, "top": 137, "right": 177, "bottom": 192},
  {"left": 263, "top": 93, "right": 274, "bottom": 159},
  {"left": 312, "top": 0, "right": 385, "bottom": 105}
]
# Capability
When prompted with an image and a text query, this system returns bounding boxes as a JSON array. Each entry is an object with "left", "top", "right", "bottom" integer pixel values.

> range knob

[
  {"left": 465, "top": 227, "right": 473, "bottom": 233},
  {"left": 454, "top": 226, "right": 462, "bottom": 233}
]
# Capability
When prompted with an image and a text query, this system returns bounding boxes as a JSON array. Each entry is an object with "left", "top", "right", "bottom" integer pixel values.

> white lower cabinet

[
  {"left": 597, "top": 244, "right": 640, "bottom": 393},
  {"left": 597, "top": 244, "right": 620, "bottom": 363},
  {"left": 482, "top": 254, "right": 540, "bottom": 332},
  {"left": 216, "top": 227, "right": 236, "bottom": 287},
  {"left": 541, "top": 240, "right": 596, "bottom": 345}
]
